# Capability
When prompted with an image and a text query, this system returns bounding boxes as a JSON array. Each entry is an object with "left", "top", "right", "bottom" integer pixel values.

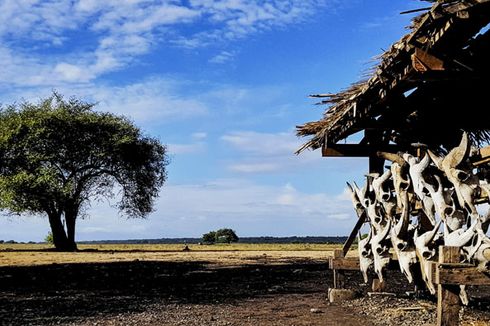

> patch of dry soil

[{"left": 1, "top": 259, "right": 490, "bottom": 325}]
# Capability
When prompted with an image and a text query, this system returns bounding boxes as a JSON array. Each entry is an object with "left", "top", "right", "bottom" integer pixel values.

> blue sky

[{"left": 0, "top": 0, "right": 421, "bottom": 242}]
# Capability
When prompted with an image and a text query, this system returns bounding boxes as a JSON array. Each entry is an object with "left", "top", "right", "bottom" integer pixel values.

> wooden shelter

[
  {"left": 296, "top": 1, "right": 490, "bottom": 325},
  {"left": 297, "top": 0, "right": 490, "bottom": 253},
  {"left": 297, "top": 0, "right": 490, "bottom": 164}
]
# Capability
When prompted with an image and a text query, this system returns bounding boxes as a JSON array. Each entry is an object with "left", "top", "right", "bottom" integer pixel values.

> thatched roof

[{"left": 297, "top": 0, "right": 490, "bottom": 155}]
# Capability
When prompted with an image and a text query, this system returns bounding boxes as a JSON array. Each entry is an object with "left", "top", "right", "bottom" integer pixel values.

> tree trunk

[
  {"left": 65, "top": 208, "right": 78, "bottom": 251},
  {"left": 48, "top": 212, "right": 77, "bottom": 252}
]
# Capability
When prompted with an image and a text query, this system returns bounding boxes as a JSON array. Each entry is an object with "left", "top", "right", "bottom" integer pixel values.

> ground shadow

[{"left": 0, "top": 260, "right": 330, "bottom": 325}]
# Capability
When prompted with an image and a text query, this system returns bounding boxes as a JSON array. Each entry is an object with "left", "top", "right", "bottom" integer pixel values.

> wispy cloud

[
  {"left": 167, "top": 142, "right": 206, "bottom": 155},
  {"left": 221, "top": 130, "right": 322, "bottom": 173},
  {"left": 222, "top": 131, "right": 300, "bottom": 156},
  {"left": 191, "top": 132, "right": 208, "bottom": 140},
  {"left": 0, "top": 0, "right": 330, "bottom": 87},
  {"left": 209, "top": 50, "right": 236, "bottom": 64},
  {"left": 76, "top": 178, "right": 355, "bottom": 239},
  {"left": 0, "top": 178, "right": 355, "bottom": 241},
  {"left": 0, "top": 78, "right": 208, "bottom": 126}
]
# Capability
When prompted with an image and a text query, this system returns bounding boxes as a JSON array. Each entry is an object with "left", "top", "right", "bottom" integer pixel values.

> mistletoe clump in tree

[{"left": 0, "top": 93, "right": 169, "bottom": 251}]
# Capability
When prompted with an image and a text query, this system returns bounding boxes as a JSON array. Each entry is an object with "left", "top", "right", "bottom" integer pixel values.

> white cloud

[
  {"left": 168, "top": 143, "right": 205, "bottom": 155},
  {"left": 209, "top": 50, "right": 236, "bottom": 64},
  {"left": 229, "top": 163, "right": 279, "bottom": 173},
  {"left": 0, "top": 178, "right": 356, "bottom": 241},
  {"left": 0, "top": 1, "right": 331, "bottom": 86},
  {"left": 0, "top": 78, "right": 208, "bottom": 126},
  {"left": 221, "top": 130, "right": 324, "bottom": 173},
  {"left": 91, "top": 80, "right": 208, "bottom": 123},
  {"left": 222, "top": 131, "right": 300, "bottom": 156},
  {"left": 191, "top": 132, "right": 207, "bottom": 140}
]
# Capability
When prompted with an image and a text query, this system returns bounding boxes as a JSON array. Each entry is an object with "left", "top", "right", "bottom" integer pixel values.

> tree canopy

[{"left": 0, "top": 93, "right": 169, "bottom": 251}]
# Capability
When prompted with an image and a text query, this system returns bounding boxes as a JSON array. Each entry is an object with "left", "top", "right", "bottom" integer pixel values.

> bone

[
  {"left": 371, "top": 219, "right": 392, "bottom": 282},
  {"left": 414, "top": 220, "right": 442, "bottom": 294},
  {"left": 391, "top": 223, "right": 417, "bottom": 283},
  {"left": 404, "top": 153, "right": 436, "bottom": 225},
  {"left": 358, "top": 228, "right": 374, "bottom": 283},
  {"left": 428, "top": 132, "right": 480, "bottom": 217}
]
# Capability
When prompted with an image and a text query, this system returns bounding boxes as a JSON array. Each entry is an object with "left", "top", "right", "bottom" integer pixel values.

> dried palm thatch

[{"left": 297, "top": 0, "right": 490, "bottom": 155}]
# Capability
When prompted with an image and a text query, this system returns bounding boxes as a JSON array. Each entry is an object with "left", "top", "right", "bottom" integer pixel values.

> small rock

[{"left": 310, "top": 308, "right": 322, "bottom": 314}]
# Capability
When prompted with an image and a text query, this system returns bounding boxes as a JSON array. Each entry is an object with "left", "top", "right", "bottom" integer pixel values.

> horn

[
  {"left": 428, "top": 150, "right": 443, "bottom": 170},
  {"left": 377, "top": 151, "right": 406, "bottom": 166},
  {"left": 346, "top": 182, "right": 354, "bottom": 192},
  {"left": 424, "top": 220, "right": 442, "bottom": 246},
  {"left": 418, "top": 152, "right": 430, "bottom": 169},
  {"left": 380, "top": 219, "right": 392, "bottom": 241},
  {"left": 452, "top": 221, "right": 479, "bottom": 247},
  {"left": 445, "top": 131, "right": 470, "bottom": 169}
]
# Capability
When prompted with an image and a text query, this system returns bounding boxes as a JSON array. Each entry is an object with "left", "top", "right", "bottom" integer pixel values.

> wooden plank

[
  {"left": 437, "top": 246, "right": 460, "bottom": 326},
  {"left": 411, "top": 48, "right": 445, "bottom": 72},
  {"left": 333, "top": 249, "right": 345, "bottom": 259},
  {"left": 436, "top": 264, "right": 490, "bottom": 286},
  {"left": 469, "top": 145, "right": 490, "bottom": 165},
  {"left": 330, "top": 258, "right": 360, "bottom": 271}
]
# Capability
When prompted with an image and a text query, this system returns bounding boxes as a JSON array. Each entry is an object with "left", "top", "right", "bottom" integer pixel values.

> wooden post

[
  {"left": 342, "top": 210, "right": 366, "bottom": 256},
  {"left": 437, "top": 246, "right": 461, "bottom": 326},
  {"left": 333, "top": 249, "right": 345, "bottom": 288}
]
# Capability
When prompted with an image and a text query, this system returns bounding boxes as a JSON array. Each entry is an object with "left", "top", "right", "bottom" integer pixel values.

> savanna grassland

[{"left": 0, "top": 243, "right": 344, "bottom": 267}]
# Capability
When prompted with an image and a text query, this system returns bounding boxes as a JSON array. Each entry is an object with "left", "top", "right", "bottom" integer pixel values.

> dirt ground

[{"left": 1, "top": 251, "right": 490, "bottom": 325}]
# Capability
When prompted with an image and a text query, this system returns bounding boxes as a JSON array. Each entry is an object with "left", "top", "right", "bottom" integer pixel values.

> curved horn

[
  {"left": 424, "top": 220, "right": 442, "bottom": 246},
  {"left": 394, "top": 208, "right": 409, "bottom": 239},
  {"left": 444, "top": 132, "right": 470, "bottom": 169},
  {"left": 377, "top": 151, "right": 406, "bottom": 166},
  {"left": 451, "top": 221, "right": 479, "bottom": 247},
  {"left": 380, "top": 219, "right": 392, "bottom": 241},
  {"left": 428, "top": 150, "right": 443, "bottom": 170},
  {"left": 418, "top": 152, "right": 430, "bottom": 170},
  {"left": 346, "top": 182, "right": 354, "bottom": 193}
]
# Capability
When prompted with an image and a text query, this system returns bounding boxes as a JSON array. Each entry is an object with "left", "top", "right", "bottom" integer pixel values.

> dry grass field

[{"left": 0, "top": 243, "right": 347, "bottom": 267}]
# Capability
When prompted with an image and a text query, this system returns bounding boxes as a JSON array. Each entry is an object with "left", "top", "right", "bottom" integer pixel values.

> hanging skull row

[{"left": 346, "top": 132, "right": 490, "bottom": 303}]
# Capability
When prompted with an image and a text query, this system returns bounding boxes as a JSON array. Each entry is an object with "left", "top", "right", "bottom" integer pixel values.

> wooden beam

[
  {"left": 330, "top": 257, "right": 360, "bottom": 271},
  {"left": 471, "top": 145, "right": 490, "bottom": 166},
  {"left": 322, "top": 143, "right": 401, "bottom": 157},
  {"left": 437, "top": 246, "right": 461, "bottom": 326},
  {"left": 436, "top": 263, "right": 490, "bottom": 286},
  {"left": 411, "top": 48, "right": 445, "bottom": 72}
]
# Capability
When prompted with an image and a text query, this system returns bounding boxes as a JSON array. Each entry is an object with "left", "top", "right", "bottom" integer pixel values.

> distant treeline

[{"left": 77, "top": 236, "right": 348, "bottom": 245}]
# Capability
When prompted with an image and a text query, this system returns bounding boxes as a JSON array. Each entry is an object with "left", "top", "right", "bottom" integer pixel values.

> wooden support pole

[
  {"left": 333, "top": 249, "right": 345, "bottom": 289},
  {"left": 342, "top": 211, "right": 366, "bottom": 256},
  {"left": 437, "top": 246, "right": 461, "bottom": 326}
]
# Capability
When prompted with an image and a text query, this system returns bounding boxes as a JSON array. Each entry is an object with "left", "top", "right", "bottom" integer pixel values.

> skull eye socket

[
  {"left": 400, "top": 181, "right": 409, "bottom": 190},
  {"left": 376, "top": 247, "right": 385, "bottom": 254},
  {"left": 444, "top": 207, "right": 454, "bottom": 217},
  {"left": 361, "top": 250, "right": 369, "bottom": 257},
  {"left": 374, "top": 217, "right": 381, "bottom": 224},
  {"left": 397, "top": 243, "right": 407, "bottom": 251},
  {"left": 457, "top": 171, "right": 469, "bottom": 181},
  {"left": 422, "top": 251, "right": 433, "bottom": 259}
]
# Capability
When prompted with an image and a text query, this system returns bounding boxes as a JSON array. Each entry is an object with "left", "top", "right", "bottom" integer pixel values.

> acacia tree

[
  {"left": 0, "top": 93, "right": 169, "bottom": 251},
  {"left": 215, "top": 228, "right": 238, "bottom": 243}
]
